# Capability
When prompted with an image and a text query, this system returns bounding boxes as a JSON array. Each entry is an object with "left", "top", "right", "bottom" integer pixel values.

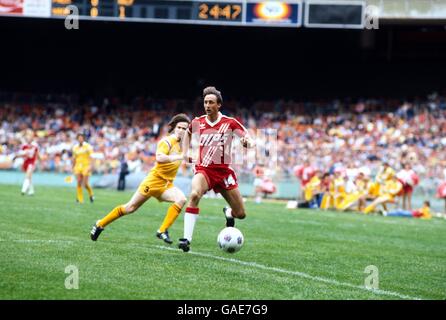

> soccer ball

[{"left": 217, "top": 227, "right": 244, "bottom": 253}]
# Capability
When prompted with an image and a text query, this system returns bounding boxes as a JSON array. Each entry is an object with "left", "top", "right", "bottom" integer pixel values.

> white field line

[
  {"left": 151, "top": 245, "right": 424, "bottom": 300},
  {"left": 0, "top": 239, "right": 74, "bottom": 244}
]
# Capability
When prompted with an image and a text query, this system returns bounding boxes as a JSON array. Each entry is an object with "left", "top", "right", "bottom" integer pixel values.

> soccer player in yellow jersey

[
  {"left": 337, "top": 172, "right": 369, "bottom": 212},
  {"left": 363, "top": 172, "right": 402, "bottom": 214},
  {"left": 321, "top": 169, "right": 345, "bottom": 210},
  {"left": 72, "top": 133, "right": 94, "bottom": 203},
  {"left": 369, "top": 162, "right": 395, "bottom": 198},
  {"left": 90, "top": 114, "right": 191, "bottom": 244}
]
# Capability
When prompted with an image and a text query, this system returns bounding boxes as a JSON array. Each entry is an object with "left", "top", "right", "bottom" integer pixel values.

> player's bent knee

[
  {"left": 189, "top": 190, "right": 202, "bottom": 203},
  {"left": 176, "top": 197, "right": 187, "bottom": 208},
  {"left": 124, "top": 204, "right": 138, "bottom": 214},
  {"left": 234, "top": 210, "right": 246, "bottom": 219}
]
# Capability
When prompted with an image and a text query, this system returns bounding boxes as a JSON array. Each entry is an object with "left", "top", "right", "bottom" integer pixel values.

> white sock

[
  {"left": 184, "top": 211, "right": 198, "bottom": 242},
  {"left": 22, "top": 178, "right": 30, "bottom": 194},
  {"left": 224, "top": 207, "right": 234, "bottom": 218},
  {"left": 28, "top": 183, "right": 34, "bottom": 195}
]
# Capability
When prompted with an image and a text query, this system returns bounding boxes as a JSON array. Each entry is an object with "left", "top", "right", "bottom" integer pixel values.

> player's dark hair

[
  {"left": 203, "top": 86, "right": 223, "bottom": 104},
  {"left": 424, "top": 200, "right": 430, "bottom": 207},
  {"left": 168, "top": 113, "right": 191, "bottom": 133}
]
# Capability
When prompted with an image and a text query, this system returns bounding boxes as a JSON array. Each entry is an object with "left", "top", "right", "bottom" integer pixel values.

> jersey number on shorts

[{"left": 224, "top": 174, "right": 236, "bottom": 188}]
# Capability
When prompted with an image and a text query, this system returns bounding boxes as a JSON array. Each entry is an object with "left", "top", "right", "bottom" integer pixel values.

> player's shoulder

[
  {"left": 222, "top": 114, "right": 246, "bottom": 127},
  {"left": 165, "top": 135, "right": 178, "bottom": 145},
  {"left": 159, "top": 135, "right": 175, "bottom": 148},
  {"left": 193, "top": 115, "right": 207, "bottom": 122}
]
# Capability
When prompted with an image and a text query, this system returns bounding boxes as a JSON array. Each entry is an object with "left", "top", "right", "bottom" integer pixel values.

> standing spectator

[
  {"left": 436, "top": 167, "right": 446, "bottom": 214},
  {"left": 396, "top": 162, "right": 419, "bottom": 210},
  {"left": 117, "top": 154, "right": 129, "bottom": 191}
]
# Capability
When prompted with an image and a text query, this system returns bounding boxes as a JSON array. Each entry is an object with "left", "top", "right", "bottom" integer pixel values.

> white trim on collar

[{"left": 205, "top": 112, "right": 223, "bottom": 127}]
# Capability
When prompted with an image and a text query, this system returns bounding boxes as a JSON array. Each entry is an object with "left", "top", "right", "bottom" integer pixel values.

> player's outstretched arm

[{"left": 155, "top": 152, "right": 185, "bottom": 163}]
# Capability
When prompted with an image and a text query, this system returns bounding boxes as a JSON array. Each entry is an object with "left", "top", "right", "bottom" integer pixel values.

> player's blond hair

[{"left": 203, "top": 86, "right": 223, "bottom": 104}]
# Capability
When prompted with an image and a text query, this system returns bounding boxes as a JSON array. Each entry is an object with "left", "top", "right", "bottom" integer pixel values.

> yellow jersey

[
  {"left": 418, "top": 206, "right": 432, "bottom": 219},
  {"left": 73, "top": 142, "right": 93, "bottom": 166},
  {"left": 150, "top": 135, "right": 182, "bottom": 181},
  {"left": 380, "top": 179, "right": 403, "bottom": 197},
  {"left": 377, "top": 166, "right": 395, "bottom": 183},
  {"left": 333, "top": 177, "right": 345, "bottom": 195},
  {"left": 304, "top": 176, "right": 321, "bottom": 201}
]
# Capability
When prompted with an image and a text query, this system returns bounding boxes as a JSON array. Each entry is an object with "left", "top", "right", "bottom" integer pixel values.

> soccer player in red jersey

[
  {"left": 178, "top": 86, "right": 255, "bottom": 252},
  {"left": 14, "top": 133, "right": 39, "bottom": 196}
]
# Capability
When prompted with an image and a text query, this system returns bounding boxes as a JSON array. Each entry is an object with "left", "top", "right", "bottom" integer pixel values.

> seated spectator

[
  {"left": 383, "top": 201, "right": 432, "bottom": 219},
  {"left": 363, "top": 172, "right": 403, "bottom": 214}
]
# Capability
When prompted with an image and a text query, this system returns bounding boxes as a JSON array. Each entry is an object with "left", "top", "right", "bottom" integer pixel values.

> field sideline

[{"left": 0, "top": 185, "right": 445, "bottom": 300}]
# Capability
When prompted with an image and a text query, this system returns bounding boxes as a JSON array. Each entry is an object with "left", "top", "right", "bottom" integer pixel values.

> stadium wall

[
  {"left": 0, "top": 171, "right": 298, "bottom": 199},
  {"left": 1, "top": 171, "right": 444, "bottom": 212}
]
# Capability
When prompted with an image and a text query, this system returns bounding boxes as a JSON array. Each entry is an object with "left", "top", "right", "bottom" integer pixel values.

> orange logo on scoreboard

[{"left": 253, "top": 1, "right": 291, "bottom": 20}]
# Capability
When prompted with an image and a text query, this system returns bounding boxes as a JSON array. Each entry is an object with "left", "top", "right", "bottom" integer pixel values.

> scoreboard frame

[{"left": 1, "top": 0, "right": 304, "bottom": 28}]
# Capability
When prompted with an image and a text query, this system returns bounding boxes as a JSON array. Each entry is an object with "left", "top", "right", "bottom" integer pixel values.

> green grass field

[{"left": 0, "top": 184, "right": 445, "bottom": 300}]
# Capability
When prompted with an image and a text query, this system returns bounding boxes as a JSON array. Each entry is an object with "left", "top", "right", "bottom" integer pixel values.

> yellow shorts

[
  {"left": 74, "top": 163, "right": 91, "bottom": 176},
  {"left": 138, "top": 173, "right": 174, "bottom": 200},
  {"left": 369, "top": 182, "right": 380, "bottom": 197}
]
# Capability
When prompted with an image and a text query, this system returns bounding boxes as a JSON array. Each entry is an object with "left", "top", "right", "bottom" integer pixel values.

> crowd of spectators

[{"left": 1, "top": 91, "right": 446, "bottom": 195}]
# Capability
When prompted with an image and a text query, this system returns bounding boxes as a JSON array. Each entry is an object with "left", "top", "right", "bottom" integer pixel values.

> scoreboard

[
  {"left": 0, "top": 0, "right": 366, "bottom": 28},
  {"left": 0, "top": 0, "right": 303, "bottom": 27}
]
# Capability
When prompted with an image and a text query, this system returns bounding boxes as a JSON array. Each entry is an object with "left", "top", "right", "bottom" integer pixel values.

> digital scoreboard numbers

[{"left": 197, "top": 2, "right": 242, "bottom": 22}]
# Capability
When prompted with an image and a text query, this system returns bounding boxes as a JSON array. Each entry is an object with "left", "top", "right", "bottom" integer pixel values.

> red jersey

[
  {"left": 301, "top": 166, "right": 316, "bottom": 185},
  {"left": 188, "top": 112, "right": 248, "bottom": 169},
  {"left": 21, "top": 142, "right": 39, "bottom": 162}
]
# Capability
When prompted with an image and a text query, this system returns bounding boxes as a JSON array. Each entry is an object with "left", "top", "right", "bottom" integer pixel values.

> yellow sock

[
  {"left": 85, "top": 184, "right": 94, "bottom": 197},
  {"left": 77, "top": 186, "right": 84, "bottom": 203},
  {"left": 363, "top": 204, "right": 375, "bottom": 214},
  {"left": 158, "top": 203, "right": 182, "bottom": 233},
  {"left": 98, "top": 205, "right": 126, "bottom": 228}
]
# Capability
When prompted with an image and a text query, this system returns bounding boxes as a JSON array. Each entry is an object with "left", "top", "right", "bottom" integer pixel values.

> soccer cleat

[
  {"left": 90, "top": 221, "right": 104, "bottom": 241},
  {"left": 223, "top": 207, "right": 235, "bottom": 227},
  {"left": 90, "top": 196, "right": 95, "bottom": 203},
  {"left": 156, "top": 230, "right": 173, "bottom": 244},
  {"left": 178, "top": 238, "right": 190, "bottom": 252}
]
